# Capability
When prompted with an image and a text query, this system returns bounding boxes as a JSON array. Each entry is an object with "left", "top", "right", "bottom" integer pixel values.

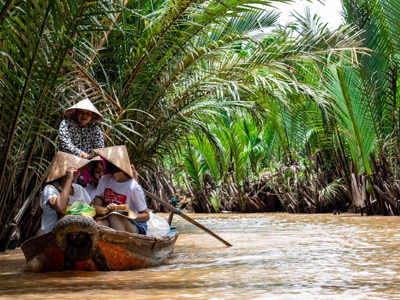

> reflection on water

[{"left": 1, "top": 213, "right": 400, "bottom": 299}]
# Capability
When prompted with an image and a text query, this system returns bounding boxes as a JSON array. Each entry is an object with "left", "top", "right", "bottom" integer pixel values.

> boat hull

[{"left": 21, "top": 219, "right": 178, "bottom": 272}]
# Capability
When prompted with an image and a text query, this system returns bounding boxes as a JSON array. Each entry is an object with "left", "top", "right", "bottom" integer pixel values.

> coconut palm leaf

[
  {"left": 183, "top": 142, "right": 205, "bottom": 190},
  {"left": 190, "top": 132, "right": 221, "bottom": 182}
]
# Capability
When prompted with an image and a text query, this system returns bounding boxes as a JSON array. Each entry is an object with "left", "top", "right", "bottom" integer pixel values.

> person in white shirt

[
  {"left": 92, "top": 146, "right": 150, "bottom": 235},
  {"left": 85, "top": 159, "right": 138, "bottom": 199},
  {"left": 40, "top": 152, "right": 91, "bottom": 234}
]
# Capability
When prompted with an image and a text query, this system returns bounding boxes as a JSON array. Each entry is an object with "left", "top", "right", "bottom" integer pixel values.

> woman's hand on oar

[{"left": 143, "top": 189, "right": 232, "bottom": 247}]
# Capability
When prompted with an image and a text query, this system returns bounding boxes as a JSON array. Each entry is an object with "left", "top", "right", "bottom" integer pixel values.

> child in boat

[
  {"left": 92, "top": 145, "right": 149, "bottom": 235},
  {"left": 40, "top": 152, "right": 92, "bottom": 234},
  {"left": 84, "top": 158, "right": 105, "bottom": 199},
  {"left": 59, "top": 98, "right": 104, "bottom": 159},
  {"left": 85, "top": 159, "right": 138, "bottom": 199}
]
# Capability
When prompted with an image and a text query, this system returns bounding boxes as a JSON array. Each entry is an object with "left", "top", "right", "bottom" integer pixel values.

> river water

[{"left": 0, "top": 213, "right": 400, "bottom": 299}]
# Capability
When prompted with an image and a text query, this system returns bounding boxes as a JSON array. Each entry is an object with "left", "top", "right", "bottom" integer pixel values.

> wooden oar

[{"left": 143, "top": 189, "right": 232, "bottom": 247}]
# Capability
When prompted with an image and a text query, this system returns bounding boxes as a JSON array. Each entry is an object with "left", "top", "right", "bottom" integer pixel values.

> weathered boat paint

[{"left": 21, "top": 223, "right": 178, "bottom": 272}]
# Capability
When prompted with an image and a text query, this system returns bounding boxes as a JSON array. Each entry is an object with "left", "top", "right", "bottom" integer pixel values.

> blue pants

[{"left": 129, "top": 220, "right": 147, "bottom": 235}]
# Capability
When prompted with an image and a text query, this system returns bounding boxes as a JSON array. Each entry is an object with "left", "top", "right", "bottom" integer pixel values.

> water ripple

[{"left": 0, "top": 213, "right": 400, "bottom": 299}]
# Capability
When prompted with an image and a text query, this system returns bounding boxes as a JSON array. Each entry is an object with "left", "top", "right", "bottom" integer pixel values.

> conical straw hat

[
  {"left": 93, "top": 145, "right": 133, "bottom": 178},
  {"left": 46, "top": 152, "right": 91, "bottom": 183},
  {"left": 64, "top": 98, "right": 103, "bottom": 122},
  {"left": 90, "top": 156, "right": 102, "bottom": 162}
]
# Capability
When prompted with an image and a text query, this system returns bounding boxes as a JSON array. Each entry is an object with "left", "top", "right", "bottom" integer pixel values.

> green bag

[{"left": 65, "top": 201, "right": 96, "bottom": 218}]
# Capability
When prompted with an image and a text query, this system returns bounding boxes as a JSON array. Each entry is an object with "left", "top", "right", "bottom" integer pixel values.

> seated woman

[
  {"left": 59, "top": 98, "right": 104, "bottom": 159},
  {"left": 92, "top": 146, "right": 150, "bottom": 235},
  {"left": 40, "top": 152, "right": 91, "bottom": 234}
]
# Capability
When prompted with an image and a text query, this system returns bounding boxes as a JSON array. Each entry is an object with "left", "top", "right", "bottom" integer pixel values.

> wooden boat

[{"left": 21, "top": 215, "right": 178, "bottom": 272}]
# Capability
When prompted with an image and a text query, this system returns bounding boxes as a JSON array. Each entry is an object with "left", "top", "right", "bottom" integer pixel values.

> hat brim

[
  {"left": 64, "top": 99, "right": 104, "bottom": 122},
  {"left": 97, "top": 209, "right": 137, "bottom": 220},
  {"left": 90, "top": 156, "right": 102, "bottom": 162},
  {"left": 46, "top": 152, "right": 90, "bottom": 183},
  {"left": 93, "top": 146, "right": 133, "bottom": 178},
  {"left": 65, "top": 108, "right": 103, "bottom": 122}
]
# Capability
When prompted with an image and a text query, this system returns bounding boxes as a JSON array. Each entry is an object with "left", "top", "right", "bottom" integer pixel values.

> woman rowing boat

[{"left": 59, "top": 98, "right": 104, "bottom": 159}]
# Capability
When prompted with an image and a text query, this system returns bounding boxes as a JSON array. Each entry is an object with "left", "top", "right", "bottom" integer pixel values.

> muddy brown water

[{"left": 0, "top": 213, "right": 400, "bottom": 299}]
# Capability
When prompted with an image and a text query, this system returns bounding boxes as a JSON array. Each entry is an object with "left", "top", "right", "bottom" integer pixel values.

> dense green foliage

[
  {"left": 164, "top": 1, "right": 400, "bottom": 213},
  {"left": 0, "top": 0, "right": 399, "bottom": 248}
]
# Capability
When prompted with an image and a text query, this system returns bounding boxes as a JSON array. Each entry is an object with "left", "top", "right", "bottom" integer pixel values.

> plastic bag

[
  {"left": 65, "top": 201, "right": 96, "bottom": 218},
  {"left": 147, "top": 212, "right": 170, "bottom": 237}
]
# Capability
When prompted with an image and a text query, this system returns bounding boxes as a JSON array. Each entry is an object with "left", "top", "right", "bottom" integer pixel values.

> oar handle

[{"left": 143, "top": 190, "right": 232, "bottom": 247}]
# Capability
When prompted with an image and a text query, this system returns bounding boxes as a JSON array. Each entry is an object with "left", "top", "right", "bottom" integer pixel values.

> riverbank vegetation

[
  {"left": 0, "top": 0, "right": 399, "bottom": 249},
  {"left": 142, "top": 0, "right": 400, "bottom": 216}
]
